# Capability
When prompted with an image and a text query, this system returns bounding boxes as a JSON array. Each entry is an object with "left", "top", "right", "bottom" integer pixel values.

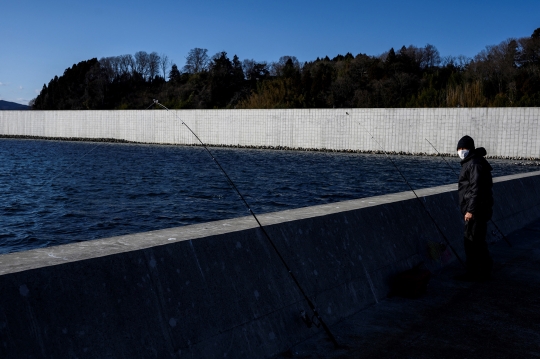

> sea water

[{"left": 1, "top": 139, "right": 536, "bottom": 254}]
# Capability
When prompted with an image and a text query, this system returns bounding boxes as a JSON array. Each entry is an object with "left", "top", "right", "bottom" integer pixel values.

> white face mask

[{"left": 458, "top": 149, "right": 469, "bottom": 159}]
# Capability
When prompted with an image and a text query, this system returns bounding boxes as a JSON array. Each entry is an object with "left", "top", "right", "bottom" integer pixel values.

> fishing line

[
  {"left": 45, "top": 143, "right": 105, "bottom": 186},
  {"left": 36, "top": 100, "right": 154, "bottom": 186},
  {"left": 425, "top": 138, "right": 512, "bottom": 247},
  {"left": 149, "top": 99, "right": 340, "bottom": 348},
  {"left": 40, "top": 101, "right": 159, "bottom": 186},
  {"left": 346, "top": 112, "right": 466, "bottom": 268}
]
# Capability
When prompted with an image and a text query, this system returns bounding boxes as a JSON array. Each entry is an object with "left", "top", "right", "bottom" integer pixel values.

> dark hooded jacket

[{"left": 458, "top": 147, "right": 494, "bottom": 220}]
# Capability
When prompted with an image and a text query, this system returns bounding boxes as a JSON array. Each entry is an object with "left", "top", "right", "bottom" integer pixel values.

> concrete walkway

[{"left": 276, "top": 219, "right": 540, "bottom": 359}]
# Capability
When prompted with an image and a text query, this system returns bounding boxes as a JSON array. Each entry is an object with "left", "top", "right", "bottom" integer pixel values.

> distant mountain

[{"left": 0, "top": 100, "right": 30, "bottom": 110}]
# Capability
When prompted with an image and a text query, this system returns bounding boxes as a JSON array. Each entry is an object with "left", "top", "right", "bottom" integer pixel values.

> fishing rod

[
  {"left": 150, "top": 100, "right": 340, "bottom": 348},
  {"left": 346, "top": 112, "right": 466, "bottom": 268},
  {"left": 425, "top": 138, "right": 512, "bottom": 247}
]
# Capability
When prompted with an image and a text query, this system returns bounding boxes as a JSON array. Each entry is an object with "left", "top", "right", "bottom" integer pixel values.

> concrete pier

[
  {"left": 275, "top": 217, "right": 540, "bottom": 358},
  {"left": 1, "top": 171, "right": 539, "bottom": 358}
]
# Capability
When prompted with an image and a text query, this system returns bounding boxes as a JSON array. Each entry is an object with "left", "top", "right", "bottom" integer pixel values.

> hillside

[
  {"left": 0, "top": 100, "right": 30, "bottom": 110},
  {"left": 33, "top": 27, "right": 540, "bottom": 109}
]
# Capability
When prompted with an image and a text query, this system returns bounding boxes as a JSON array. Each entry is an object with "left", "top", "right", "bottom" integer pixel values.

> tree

[
  {"left": 471, "top": 39, "right": 519, "bottom": 96},
  {"left": 232, "top": 55, "right": 244, "bottom": 80},
  {"left": 118, "top": 54, "right": 135, "bottom": 76},
  {"left": 29, "top": 27, "right": 540, "bottom": 110},
  {"left": 520, "top": 29, "right": 540, "bottom": 67},
  {"left": 385, "top": 48, "right": 396, "bottom": 64},
  {"left": 82, "top": 62, "right": 107, "bottom": 109},
  {"left": 305, "top": 60, "right": 335, "bottom": 107},
  {"left": 183, "top": 48, "right": 209, "bottom": 74},
  {"left": 421, "top": 44, "right": 441, "bottom": 69},
  {"left": 99, "top": 56, "right": 118, "bottom": 82},
  {"left": 243, "top": 59, "right": 269, "bottom": 81},
  {"left": 168, "top": 64, "right": 181, "bottom": 82},
  {"left": 208, "top": 52, "right": 238, "bottom": 107},
  {"left": 33, "top": 58, "right": 107, "bottom": 109},
  {"left": 397, "top": 45, "right": 418, "bottom": 73},
  {"left": 270, "top": 56, "right": 300, "bottom": 76},
  {"left": 160, "top": 53, "right": 170, "bottom": 79},
  {"left": 134, "top": 51, "right": 150, "bottom": 78},
  {"left": 148, "top": 52, "right": 161, "bottom": 80}
]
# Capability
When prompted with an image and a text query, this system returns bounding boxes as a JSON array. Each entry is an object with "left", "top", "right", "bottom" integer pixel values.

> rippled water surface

[{"left": 1, "top": 139, "right": 537, "bottom": 254}]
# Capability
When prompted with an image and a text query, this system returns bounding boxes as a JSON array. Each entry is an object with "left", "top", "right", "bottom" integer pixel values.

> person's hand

[{"left": 464, "top": 212, "right": 473, "bottom": 222}]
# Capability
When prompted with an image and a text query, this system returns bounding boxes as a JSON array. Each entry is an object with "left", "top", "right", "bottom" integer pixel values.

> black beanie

[{"left": 457, "top": 135, "right": 475, "bottom": 151}]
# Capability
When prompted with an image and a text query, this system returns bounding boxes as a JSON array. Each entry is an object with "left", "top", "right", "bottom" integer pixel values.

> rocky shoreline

[{"left": 2, "top": 134, "right": 540, "bottom": 163}]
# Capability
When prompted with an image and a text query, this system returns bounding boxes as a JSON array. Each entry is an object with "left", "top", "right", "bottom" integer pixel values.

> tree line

[{"left": 31, "top": 28, "right": 540, "bottom": 110}]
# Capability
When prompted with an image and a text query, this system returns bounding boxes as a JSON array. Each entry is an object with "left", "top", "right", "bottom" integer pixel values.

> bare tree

[
  {"left": 99, "top": 56, "right": 123, "bottom": 82},
  {"left": 111, "top": 56, "right": 121, "bottom": 77},
  {"left": 99, "top": 57, "right": 115, "bottom": 82},
  {"left": 518, "top": 30, "right": 540, "bottom": 71},
  {"left": 134, "top": 51, "right": 150, "bottom": 78},
  {"left": 470, "top": 38, "right": 519, "bottom": 93},
  {"left": 118, "top": 54, "right": 135, "bottom": 75},
  {"left": 148, "top": 52, "right": 161, "bottom": 79},
  {"left": 450, "top": 55, "right": 471, "bottom": 70},
  {"left": 160, "top": 53, "right": 170, "bottom": 79},
  {"left": 242, "top": 59, "right": 256, "bottom": 77},
  {"left": 419, "top": 44, "right": 441, "bottom": 69},
  {"left": 183, "top": 48, "right": 209, "bottom": 74}
]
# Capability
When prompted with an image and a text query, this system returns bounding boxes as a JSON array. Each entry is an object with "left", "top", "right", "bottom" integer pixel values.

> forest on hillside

[{"left": 31, "top": 28, "right": 540, "bottom": 110}]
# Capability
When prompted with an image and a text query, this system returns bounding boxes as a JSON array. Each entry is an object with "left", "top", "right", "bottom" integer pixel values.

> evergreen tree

[
  {"left": 30, "top": 28, "right": 540, "bottom": 110},
  {"left": 168, "top": 64, "right": 181, "bottom": 82}
]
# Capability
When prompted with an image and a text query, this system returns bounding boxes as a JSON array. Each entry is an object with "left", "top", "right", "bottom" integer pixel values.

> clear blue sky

[{"left": 1, "top": 0, "right": 539, "bottom": 105}]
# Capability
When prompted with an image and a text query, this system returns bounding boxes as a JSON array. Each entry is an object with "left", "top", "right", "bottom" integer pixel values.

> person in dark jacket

[{"left": 456, "top": 135, "right": 494, "bottom": 281}]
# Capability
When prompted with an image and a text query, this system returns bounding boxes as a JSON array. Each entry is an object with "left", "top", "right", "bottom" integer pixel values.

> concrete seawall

[
  {"left": 1, "top": 171, "right": 539, "bottom": 358},
  {"left": 1, "top": 108, "right": 539, "bottom": 159}
]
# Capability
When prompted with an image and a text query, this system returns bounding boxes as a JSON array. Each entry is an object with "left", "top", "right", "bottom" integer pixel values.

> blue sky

[{"left": 1, "top": 0, "right": 539, "bottom": 105}]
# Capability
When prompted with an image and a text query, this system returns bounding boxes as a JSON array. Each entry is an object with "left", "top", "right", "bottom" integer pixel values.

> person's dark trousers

[{"left": 464, "top": 218, "right": 493, "bottom": 279}]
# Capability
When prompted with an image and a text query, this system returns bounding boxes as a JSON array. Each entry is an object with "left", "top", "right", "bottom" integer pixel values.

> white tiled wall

[{"left": 1, "top": 108, "right": 539, "bottom": 158}]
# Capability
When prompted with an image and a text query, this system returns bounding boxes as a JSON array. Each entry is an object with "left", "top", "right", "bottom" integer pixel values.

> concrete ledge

[{"left": 1, "top": 171, "right": 539, "bottom": 358}]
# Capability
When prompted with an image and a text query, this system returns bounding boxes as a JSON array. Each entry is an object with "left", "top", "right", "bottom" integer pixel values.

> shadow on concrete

[{"left": 276, "top": 219, "right": 540, "bottom": 359}]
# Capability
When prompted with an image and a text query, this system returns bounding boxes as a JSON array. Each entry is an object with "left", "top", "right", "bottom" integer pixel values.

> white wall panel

[{"left": 1, "top": 108, "right": 539, "bottom": 158}]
